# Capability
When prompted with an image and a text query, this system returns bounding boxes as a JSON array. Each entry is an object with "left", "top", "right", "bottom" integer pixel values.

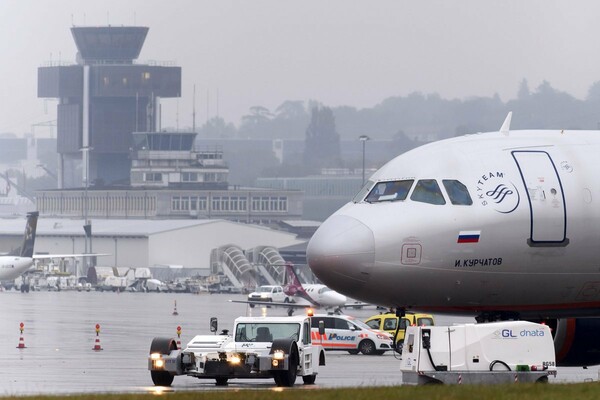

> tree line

[{"left": 198, "top": 79, "right": 600, "bottom": 142}]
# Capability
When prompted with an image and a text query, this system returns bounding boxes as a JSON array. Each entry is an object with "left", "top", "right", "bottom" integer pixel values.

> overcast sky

[{"left": 2, "top": 0, "right": 600, "bottom": 136}]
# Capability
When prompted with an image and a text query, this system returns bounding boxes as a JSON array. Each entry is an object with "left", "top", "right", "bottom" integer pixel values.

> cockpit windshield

[
  {"left": 442, "top": 180, "right": 473, "bottom": 205},
  {"left": 352, "top": 180, "right": 375, "bottom": 203},
  {"left": 318, "top": 287, "right": 331, "bottom": 294},
  {"left": 355, "top": 178, "right": 473, "bottom": 206},
  {"left": 364, "top": 180, "right": 414, "bottom": 203}
]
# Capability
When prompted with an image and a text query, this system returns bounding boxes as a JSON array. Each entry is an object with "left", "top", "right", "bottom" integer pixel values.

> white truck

[
  {"left": 247, "top": 285, "right": 288, "bottom": 307},
  {"left": 148, "top": 315, "right": 326, "bottom": 387},
  {"left": 400, "top": 321, "right": 557, "bottom": 385}
]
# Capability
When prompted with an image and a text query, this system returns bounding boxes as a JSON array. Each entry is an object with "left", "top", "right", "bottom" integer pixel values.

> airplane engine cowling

[{"left": 543, "top": 318, "right": 600, "bottom": 367}]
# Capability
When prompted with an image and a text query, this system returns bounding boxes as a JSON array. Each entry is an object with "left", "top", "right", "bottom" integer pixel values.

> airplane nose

[{"left": 307, "top": 215, "right": 375, "bottom": 295}]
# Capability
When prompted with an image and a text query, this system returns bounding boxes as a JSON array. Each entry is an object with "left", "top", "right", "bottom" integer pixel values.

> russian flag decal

[{"left": 457, "top": 230, "right": 481, "bottom": 243}]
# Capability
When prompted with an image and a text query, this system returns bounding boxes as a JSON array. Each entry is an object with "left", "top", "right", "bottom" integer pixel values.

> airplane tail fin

[
  {"left": 283, "top": 262, "right": 306, "bottom": 297},
  {"left": 9, "top": 211, "right": 38, "bottom": 258}
]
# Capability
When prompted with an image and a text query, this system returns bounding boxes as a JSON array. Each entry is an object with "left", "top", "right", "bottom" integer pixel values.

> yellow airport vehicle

[{"left": 364, "top": 311, "right": 434, "bottom": 353}]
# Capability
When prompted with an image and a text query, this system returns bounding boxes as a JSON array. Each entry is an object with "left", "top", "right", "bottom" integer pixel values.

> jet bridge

[
  {"left": 210, "top": 245, "right": 258, "bottom": 290},
  {"left": 246, "top": 246, "right": 286, "bottom": 285}
]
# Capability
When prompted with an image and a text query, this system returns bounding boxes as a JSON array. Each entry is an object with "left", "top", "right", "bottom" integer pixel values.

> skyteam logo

[{"left": 476, "top": 172, "right": 520, "bottom": 214}]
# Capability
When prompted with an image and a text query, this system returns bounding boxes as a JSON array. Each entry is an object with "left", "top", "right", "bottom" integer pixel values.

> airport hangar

[{"left": 0, "top": 217, "right": 304, "bottom": 277}]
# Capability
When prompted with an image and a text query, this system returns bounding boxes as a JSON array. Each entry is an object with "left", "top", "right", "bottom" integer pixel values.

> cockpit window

[
  {"left": 442, "top": 180, "right": 473, "bottom": 205},
  {"left": 365, "top": 180, "right": 414, "bottom": 203},
  {"left": 352, "top": 180, "right": 375, "bottom": 203},
  {"left": 410, "top": 179, "right": 446, "bottom": 205}
]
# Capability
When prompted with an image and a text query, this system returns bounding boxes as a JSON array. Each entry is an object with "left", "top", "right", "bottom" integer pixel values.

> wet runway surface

[{"left": 0, "top": 291, "right": 597, "bottom": 395}]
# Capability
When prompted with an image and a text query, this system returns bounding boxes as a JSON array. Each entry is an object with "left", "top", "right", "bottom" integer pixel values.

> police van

[{"left": 310, "top": 314, "right": 393, "bottom": 355}]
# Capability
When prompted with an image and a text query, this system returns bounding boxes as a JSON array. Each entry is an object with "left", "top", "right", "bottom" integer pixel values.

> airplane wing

[
  {"left": 32, "top": 253, "right": 110, "bottom": 259},
  {"left": 228, "top": 299, "right": 314, "bottom": 309}
]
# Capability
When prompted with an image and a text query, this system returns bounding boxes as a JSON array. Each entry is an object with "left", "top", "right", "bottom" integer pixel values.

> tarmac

[{"left": 0, "top": 290, "right": 597, "bottom": 395}]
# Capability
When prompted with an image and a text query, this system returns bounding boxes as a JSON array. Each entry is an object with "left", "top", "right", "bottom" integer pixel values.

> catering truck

[
  {"left": 148, "top": 315, "right": 326, "bottom": 387},
  {"left": 400, "top": 321, "right": 557, "bottom": 385}
]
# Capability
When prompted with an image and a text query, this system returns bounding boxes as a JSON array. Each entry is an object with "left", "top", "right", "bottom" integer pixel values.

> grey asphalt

[{"left": 0, "top": 291, "right": 595, "bottom": 395}]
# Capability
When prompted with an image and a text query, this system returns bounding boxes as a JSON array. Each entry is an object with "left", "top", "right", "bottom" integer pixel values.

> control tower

[{"left": 38, "top": 26, "right": 181, "bottom": 187}]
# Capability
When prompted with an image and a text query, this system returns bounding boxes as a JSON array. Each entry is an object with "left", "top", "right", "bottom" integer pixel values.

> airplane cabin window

[
  {"left": 410, "top": 179, "right": 446, "bottom": 205},
  {"left": 353, "top": 180, "right": 375, "bottom": 203},
  {"left": 442, "top": 180, "right": 473, "bottom": 205},
  {"left": 365, "top": 180, "right": 414, "bottom": 203}
]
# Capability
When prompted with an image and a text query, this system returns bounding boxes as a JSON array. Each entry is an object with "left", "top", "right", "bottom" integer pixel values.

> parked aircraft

[
  {"left": 307, "top": 112, "right": 600, "bottom": 366},
  {"left": 0, "top": 211, "right": 107, "bottom": 290},
  {"left": 0, "top": 212, "right": 39, "bottom": 281},
  {"left": 231, "top": 263, "right": 348, "bottom": 315}
]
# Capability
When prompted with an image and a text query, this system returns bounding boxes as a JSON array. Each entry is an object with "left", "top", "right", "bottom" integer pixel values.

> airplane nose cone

[{"left": 307, "top": 215, "right": 375, "bottom": 295}]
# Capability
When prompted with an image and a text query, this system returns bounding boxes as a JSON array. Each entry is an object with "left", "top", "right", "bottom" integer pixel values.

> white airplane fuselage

[
  {"left": 0, "top": 257, "right": 33, "bottom": 281},
  {"left": 308, "top": 129, "right": 600, "bottom": 320},
  {"left": 294, "top": 283, "right": 348, "bottom": 308}
]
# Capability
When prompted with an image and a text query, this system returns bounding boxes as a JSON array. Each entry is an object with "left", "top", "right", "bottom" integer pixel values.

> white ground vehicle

[
  {"left": 400, "top": 321, "right": 557, "bottom": 384},
  {"left": 148, "top": 315, "right": 326, "bottom": 387},
  {"left": 247, "top": 285, "right": 288, "bottom": 307},
  {"left": 310, "top": 314, "right": 394, "bottom": 355}
]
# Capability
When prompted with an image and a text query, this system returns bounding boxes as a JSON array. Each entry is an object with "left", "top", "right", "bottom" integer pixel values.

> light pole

[
  {"left": 359, "top": 135, "right": 370, "bottom": 185},
  {"left": 81, "top": 146, "right": 93, "bottom": 276}
]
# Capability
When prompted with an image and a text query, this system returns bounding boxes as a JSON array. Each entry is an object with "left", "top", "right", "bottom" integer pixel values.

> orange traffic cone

[
  {"left": 16, "top": 322, "right": 26, "bottom": 349},
  {"left": 172, "top": 300, "right": 179, "bottom": 316},
  {"left": 92, "top": 323, "right": 103, "bottom": 351}
]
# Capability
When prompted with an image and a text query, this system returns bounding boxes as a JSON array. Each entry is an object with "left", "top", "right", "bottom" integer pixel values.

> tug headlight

[
  {"left": 273, "top": 350, "right": 285, "bottom": 360},
  {"left": 150, "top": 353, "right": 165, "bottom": 369},
  {"left": 230, "top": 354, "right": 241, "bottom": 364}
]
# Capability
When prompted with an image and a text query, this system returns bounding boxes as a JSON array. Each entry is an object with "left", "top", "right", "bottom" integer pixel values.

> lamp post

[
  {"left": 81, "top": 146, "right": 93, "bottom": 276},
  {"left": 359, "top": 135, "right": 370, "bottom": 185}
]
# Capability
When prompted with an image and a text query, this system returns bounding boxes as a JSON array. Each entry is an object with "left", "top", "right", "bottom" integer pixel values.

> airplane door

[{"left": 512, "top": 150, "right": 569, "bottom": 246}]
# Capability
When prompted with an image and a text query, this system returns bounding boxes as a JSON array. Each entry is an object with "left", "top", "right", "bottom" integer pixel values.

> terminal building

[
  {"left": 35, "top": 25, "right": 302, "bottom": 224},
  {"left": 36, "top": 129, "right": 303, "bottom": 223}
]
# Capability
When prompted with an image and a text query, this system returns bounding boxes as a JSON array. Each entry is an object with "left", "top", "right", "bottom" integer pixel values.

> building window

[
  {"left": 230, "top": 197, "right": 239, "bottom": 211},
  {"left": 278, "top": 197, "right": 287, "bottom": 212},
  {"left": 190, "top": 196, "right": 198, "bottom": 211},
  {"left": 145, "top": 173, "right": 162, "bottom": 182},
  {"left": 181, "top": 197, "right": 189, "bottom": 211},
  {"left": 205, "top": 172, "right": 217, "bottom": 182},
  {"left": 270, "top": 197, "right": 278, "bottom": 211},
  {"left": 221, "top": 196, "right": 229, "bottom": 211},
  {"left": 239, "top": 197, "right": 247, "bottom": 211},
  {"left": 212, "top": 196, "right": 221, "bottom": 211},
  {"left": 172, "top": 196, "right": 181, "bottom": 211},
  {"left": 251, "top": 197, "right": 261, "bottom": 211},
  {"left": 182, "top": 172, "right": 198, "bottom": 182},
  {"left": 142, "top": 72, "right": 151, "bottom": 80},
  {"left": 198, "top": 197, "right": 207, "bottom": 211},
  {"left": 261, "top": 197, "right": 269, "bottom": 211}
]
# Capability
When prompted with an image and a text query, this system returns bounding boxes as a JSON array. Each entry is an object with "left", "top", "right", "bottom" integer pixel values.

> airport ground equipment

[
  {"left": 400, "top": 321, "right": 557, "bottom": 385},
  {"left": 365, "top": 311, "right": 434, "bottom": 353},
  {"left": 247, "top": 285, "right": 288, "bottom": 307},
  {"left": 148, "top": 315, "right": 326, "bottom": 387}
]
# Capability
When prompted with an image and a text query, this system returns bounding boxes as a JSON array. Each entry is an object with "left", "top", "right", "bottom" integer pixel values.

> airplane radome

[{"left": 307, "top": 113, "right": 600, "bottom": 366}]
